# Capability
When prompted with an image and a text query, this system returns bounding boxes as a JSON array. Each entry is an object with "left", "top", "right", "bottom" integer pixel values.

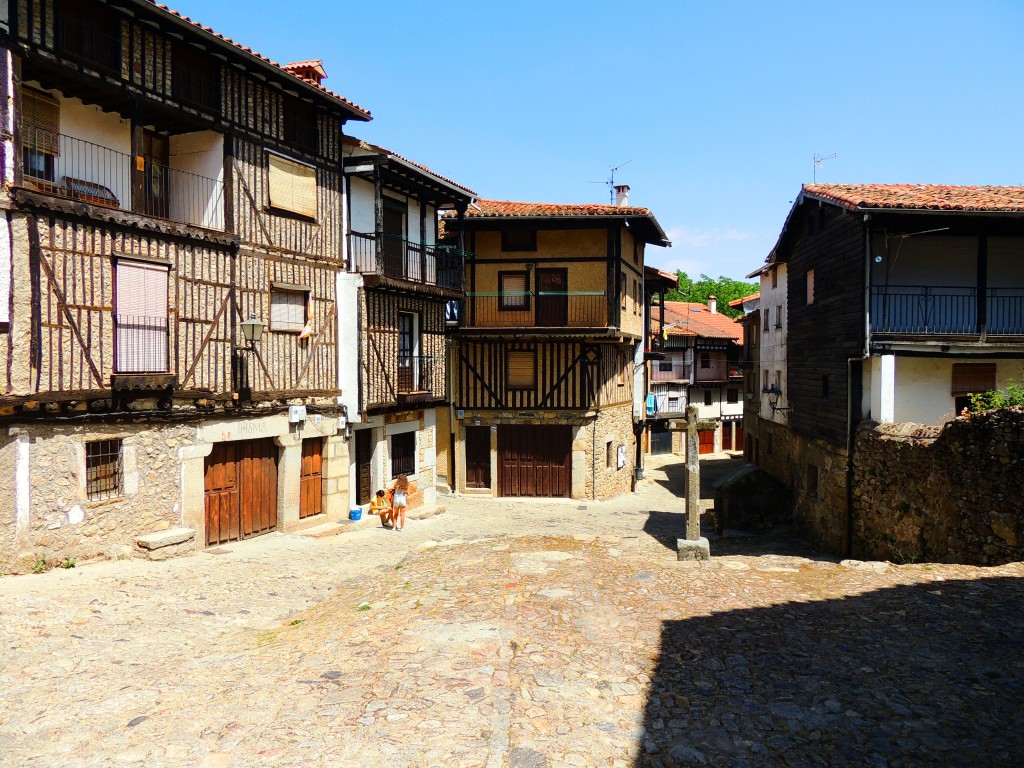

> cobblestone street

[{"left": 1, "top": 455, "right": 1022, "bottom": 767}]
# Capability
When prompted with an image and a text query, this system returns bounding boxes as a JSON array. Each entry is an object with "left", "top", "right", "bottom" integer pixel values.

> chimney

[
  {"left": 283, "top": 59, "right": 328, "bottom": 87},
  {"left": 708, "top": 295, "right": 717, "bottom": 314},
  {"left": 614, "top": 184, "right": 630, "bottom": 207}
]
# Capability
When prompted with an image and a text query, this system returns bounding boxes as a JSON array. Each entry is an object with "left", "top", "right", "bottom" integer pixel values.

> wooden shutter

[
  {"left": 951, "top": 363, "right": 996, "bottom": 395},
  {"left": 267, "top": 153, "right": 317, "bottom": 218},
  {"left": 271, "top": 289, "right": 306, "bottom": 332},
  {"left": 507, "top": 350, "right": 535, "bottom": 389},
  {"left": 115, "top": 259, "right": 169, "bottom": 373},
  {"left": 21, "top": 88, "right": 60, "bottom": 154}
]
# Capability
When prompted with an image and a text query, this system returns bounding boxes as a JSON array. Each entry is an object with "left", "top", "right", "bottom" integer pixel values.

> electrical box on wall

[{"left": 288, "top": 405, "right": 307, "bottom": 423}]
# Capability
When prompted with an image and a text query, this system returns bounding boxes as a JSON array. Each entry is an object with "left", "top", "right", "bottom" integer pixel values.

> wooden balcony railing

[
  {"left": 348, "top": 232, "right": 464, "bottom": 291},
  {"left": 462, "top": 291, "right": 607, "bottom": 329},
  {"left": 20, "top": 126, "right": 225, "bottom": 230},
  {"left": 871, "top": 285, "right": 1024, "bottom": 335},
  {"left": 651, "top": 358, "right": 690, "bottom": 382},
  {"left": 694, "top": 360, "right": 730, "bottom": 383}
]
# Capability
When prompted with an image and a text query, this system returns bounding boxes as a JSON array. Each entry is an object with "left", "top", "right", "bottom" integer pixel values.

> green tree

[{"left": 661, "top": 272, "right": 759, "bottom": 319}]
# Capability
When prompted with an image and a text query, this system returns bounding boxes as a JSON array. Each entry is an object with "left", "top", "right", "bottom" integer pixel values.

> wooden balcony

[
  {"left": 349, "top": 232, "right": 465, "bottom": 293},
  {"left": 651, "top": 358, "right": 690, "bottom": 382},
  {"left": 460, "top": 291, "right": 608, "bottom": 331}
]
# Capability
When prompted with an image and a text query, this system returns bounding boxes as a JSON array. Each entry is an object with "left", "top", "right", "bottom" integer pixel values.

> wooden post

[{"left": 686, "top": 404, "right": 700, "bottom": 541}]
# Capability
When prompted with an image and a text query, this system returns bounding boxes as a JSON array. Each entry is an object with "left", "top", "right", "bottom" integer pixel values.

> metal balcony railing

[
  {"left": 870, "top": 286, "right": 1024, "bottom": 335},
  {"left": 20, "top": 126, "right": 225, "bottom": 231},
  {"left": 396, "top": 355, "right": 442, "bottom": 397},
  {"left": 348, "top": 232, "right": 464, "bottom": 290},
  {"left": 985, "top": 288, "right": 1024, "bottom": 335},
  {"left": 463, "top": 291, "right": 607, "bottom": 329},
  {"left": 114, "top": 314, "right": 169, "bottom": 374}
]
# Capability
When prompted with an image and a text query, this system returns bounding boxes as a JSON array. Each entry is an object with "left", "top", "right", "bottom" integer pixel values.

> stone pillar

[
  {"left": 275, "top": 432, "right": 303, "bottom": 531},
  {"left": 678, "top": 405, "right": 710, "bottom": 560},
  {"left": 879, "top": 354, "right": 896, "bottom": 423},
  {"left": 179, "top": 442, "right": 213, "bottom": 546},
  {"left": 323, "top": 431, "right": 349, "bottom": 521}
]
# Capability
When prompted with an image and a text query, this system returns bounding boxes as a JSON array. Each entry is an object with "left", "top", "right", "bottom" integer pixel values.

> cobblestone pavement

[{"left": 1, "top": 455, "right": 1023, "bottom": 768}]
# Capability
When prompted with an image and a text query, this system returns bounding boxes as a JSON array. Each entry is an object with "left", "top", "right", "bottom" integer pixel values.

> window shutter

[
  {"left": 267, "top": 154, "right": 317, "bottom": 218},
  {"left": 507, "top": 350, "right": 535, "bottom": 389},
  {"left": 500, "top": 272, "right": 528, "bottom": 309},
  {"left": 115, "top": 259, "right": 169, "bottom": 373},
  {"left": 271, "top": 289, "right": 307, "bottom": 332},
  {"left": 951, "top": 363, "right": 996, "bottom": 395},
  {"left": 21, "top": 88, "right": 60, "bottom": 154}
]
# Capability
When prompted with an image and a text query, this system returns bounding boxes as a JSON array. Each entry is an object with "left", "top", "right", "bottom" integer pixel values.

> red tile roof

[
  {"left": 343, "top": 136, "right": 476, "bottom": 197},
  {"left": 728, "top": 292, "right": 760, "bottom": 308},
  {"left": 148, "top": 2, "right": 371, "bottom": 121},
  {"left": 802, "top": 184, "right": 1024, "bottom": 212},
  {"left": 467, "top": 200, "right": 656, "bottom": 218},
  {"left": 653, "top": 301, "right": 742, "bottom": 342}
]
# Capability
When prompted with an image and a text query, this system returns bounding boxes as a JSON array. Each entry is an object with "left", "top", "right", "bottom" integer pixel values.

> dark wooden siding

[{"left": 786, "top": 204, "right": 865, "bottom": 445}]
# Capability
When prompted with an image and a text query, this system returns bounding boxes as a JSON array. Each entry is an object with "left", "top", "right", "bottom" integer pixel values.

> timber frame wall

[{"left": 0, "top": 0, "right": 368, "bottom": 414}]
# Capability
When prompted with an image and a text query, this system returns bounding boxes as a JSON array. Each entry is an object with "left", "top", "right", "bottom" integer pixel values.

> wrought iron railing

[
  {"left": 986, "top": 288, "right": 1024, "bottom": 335},
  {"left": 114, "top": 314, "right": 169, "bottom": 373},
  {"left": 870, "top": 286, "right": 978, "bottom": 334},
  {"left": 348, "top": 231, "right": 465, "bottom": 290},
  {"left": 463, "top": 291, "right": 608, "bottom": 329},
  {"left": 20, "top": 126, "right": 225, "bottom": 230},
  {"left": 396, "top": 355, "right": 443, "bottom": 397}
]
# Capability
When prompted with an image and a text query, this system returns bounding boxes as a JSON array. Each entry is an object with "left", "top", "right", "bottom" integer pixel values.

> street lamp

[
  {"left": 240, "top": 313, "right": 265, "bottom": 350},
  {"left": 766, "top": 385, "right": 791, "bottom": 415}
]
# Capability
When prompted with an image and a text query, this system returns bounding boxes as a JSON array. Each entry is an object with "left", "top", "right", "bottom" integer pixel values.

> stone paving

[{"left": 1, "top": 455, "right": 1023, "bottom": 767}]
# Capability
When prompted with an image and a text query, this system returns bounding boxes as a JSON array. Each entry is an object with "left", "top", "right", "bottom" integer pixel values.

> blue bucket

[{"left": 349, "top": 508, "right": 362, "bottom": 521}]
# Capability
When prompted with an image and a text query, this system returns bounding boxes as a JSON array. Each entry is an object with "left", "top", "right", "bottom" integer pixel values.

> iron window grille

[
  {"left": 86, "top": 439, "right": 123, "bottom": 500},
  {"left": 391, "top": 432, "right": 416, "bottom": 478}
]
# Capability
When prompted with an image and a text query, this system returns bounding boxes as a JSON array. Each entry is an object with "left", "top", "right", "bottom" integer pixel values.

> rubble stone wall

[{"left": 852, "top": 409, "right": 1024, "bottom": 565}]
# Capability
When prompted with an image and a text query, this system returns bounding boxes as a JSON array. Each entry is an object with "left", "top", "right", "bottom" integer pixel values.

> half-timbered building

[
  {"left": 445, "top": 194, "right": 670, "bottom": 500},
  {"left": 339, "top": 136, "right": 474, "bottom": 512},
  {"left": 0, "top": 0, "right": 370, "bottom": 571}
]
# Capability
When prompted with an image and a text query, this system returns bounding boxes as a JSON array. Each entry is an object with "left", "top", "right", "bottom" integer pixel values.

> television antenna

[
  {"left": 812, "top": 152, "right": 836, "bottom": 183},
  {"left": 590, "top": 160, "right": 632, "bottom": 204}
]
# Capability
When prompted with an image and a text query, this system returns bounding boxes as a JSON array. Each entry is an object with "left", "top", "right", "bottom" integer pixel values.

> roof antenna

[
  {"left": 812, "top": 152, "right": 836, "bottom": 183},
  {"left": 590, "top": 160, "right": 632, "bottom": 204}
]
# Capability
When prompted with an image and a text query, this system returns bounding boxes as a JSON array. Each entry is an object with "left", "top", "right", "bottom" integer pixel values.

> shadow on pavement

[{"left": 635, "top": 577, "right": 1024, "bottom": 767}]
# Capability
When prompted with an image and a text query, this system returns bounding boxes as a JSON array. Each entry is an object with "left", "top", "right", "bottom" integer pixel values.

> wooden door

[
  {"left": 498, "top": 425, "right": 571, "bottom": 497},
  {"left": 722, "top": 424, "right": 733, "bottom": 451},
  {"left": 465, "top": 426, "right": 491, "bottom": 488},
  {"left": 355, "top": 429, "right": 373, "bottom": 505},
  {"left": 698, "top": 429, "right": 715, "bottom": 455},
  {"left": 299, "top": 438, "right": 323, "bottom": 519},
  {"left": 535, "top": 269, "right": 568, "bottom": 327},
  {"left": 204, "top": 438, "right": 278, "bottom": 546},
  {"left": 735, "top": 424, "right": 744, "bottom": 452},
  {"left": 650, "top": 427, "right": 672, "bottom": 455}
]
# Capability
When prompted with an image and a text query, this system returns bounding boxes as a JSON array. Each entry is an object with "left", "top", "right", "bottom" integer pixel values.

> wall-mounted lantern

[
  {"left": 240, "top": 313, "right": 265, "bottom": 350},
  {"left": 766, "top": 385, "right": 791, "bottom": 415}
]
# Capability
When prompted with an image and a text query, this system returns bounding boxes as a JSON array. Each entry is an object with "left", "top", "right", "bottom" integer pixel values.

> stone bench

[{"left": 135, "top": 527, "right": 196, "bottom": 561}]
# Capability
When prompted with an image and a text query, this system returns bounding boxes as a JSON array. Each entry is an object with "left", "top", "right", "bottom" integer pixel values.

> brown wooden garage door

[
  {"left": 204, "top": 438, "right": 278, "bottom": 546},
  {"left": 498, "top": 425, "right": 571, "bottom": 498}
]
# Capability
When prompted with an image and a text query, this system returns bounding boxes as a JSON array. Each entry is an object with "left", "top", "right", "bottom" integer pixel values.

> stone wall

[
  {"left": 852, "top": 409, "right": 1024, "bottom": 565},
  {"left": 2, "top": 420, "right": 196, "bottom": 573},
  {"left": 788, "top": 431, "right": 850, "bottom": 555},
  {"left": 589, "top": 404, "right": 635, "bottom": 500}
]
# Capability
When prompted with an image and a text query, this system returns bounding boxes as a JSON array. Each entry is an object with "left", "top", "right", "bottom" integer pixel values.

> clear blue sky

[{"left": 172, "top": 0, "right": 1024, "bottom": 283}]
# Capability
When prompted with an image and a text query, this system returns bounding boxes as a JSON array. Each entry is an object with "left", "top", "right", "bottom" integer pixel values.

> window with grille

[
  {"left": 271, "top": 286, "right": 308, "bottom": 332},
  {"left": 390, "top": 431, "right": 415, "bottom": 478},
  {"left": 507, "top": 349, "right": 536, "bottom": 390},
  {"left": 115, "top": 258, "right": 169, "bottom": 373},
  {"left": 86, "top": 439, "right": 123, "bottom": 500},
  {"left": 267, "top": 153, "right": 317, "bottom": 218},
  {"left": 499, "top": 271, "right": 529, "bottom": 310}
]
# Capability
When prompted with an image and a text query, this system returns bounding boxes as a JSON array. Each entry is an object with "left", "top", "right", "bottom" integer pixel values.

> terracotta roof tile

[
  {"left": 728, "top": 292, "right": 760, "bottom": 307},
  {"left": 149, "top": 2, "right": 371, "bottom": 121},
  {"left": 803, "top": 184, "right": 1024, "bottom": 212},
  {"left": 654, "top": 301, "right": 742, "bottom": 341},
  {"left": 465, "top": 199, "right": 656, "bottom": 218}
]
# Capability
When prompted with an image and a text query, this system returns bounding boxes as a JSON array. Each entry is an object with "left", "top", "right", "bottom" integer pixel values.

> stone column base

[{"left": 677, "top": 537, "right": 711, "bottom": 561}]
